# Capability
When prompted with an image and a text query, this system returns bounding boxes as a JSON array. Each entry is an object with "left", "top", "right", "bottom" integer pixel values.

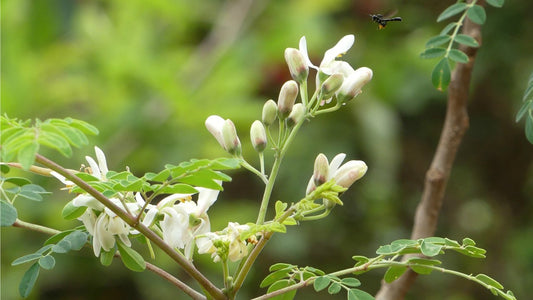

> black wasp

[{"left": 370, "top": 14, "right": 402, "bottom": 29}]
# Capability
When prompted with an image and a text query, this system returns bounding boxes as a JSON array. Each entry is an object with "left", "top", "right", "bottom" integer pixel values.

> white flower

[
  {"left": 306, "top": 153, "right": 367, "bottom": 195},
  {"left": 197, "top": 222, "right": 252, "bottom": 263},
  {"left": 85, "top": 146, "right": 109, "bottom": 181},
  {"left": 299, "top": 35, "right": 355, "bottom": 72}
]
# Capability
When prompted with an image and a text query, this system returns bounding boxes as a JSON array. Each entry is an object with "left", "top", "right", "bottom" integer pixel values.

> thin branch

[
  {"left": 33, "top": 154, "right": 226, "bottom": 300},
  {"left": 11, "top": 218, "right": 206, "bottom": 299},
  {"left": 375, "top": 15, "right": 483, "bottom": 300}
]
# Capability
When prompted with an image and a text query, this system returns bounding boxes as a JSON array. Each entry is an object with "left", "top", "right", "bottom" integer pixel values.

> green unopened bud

[
  {"left": 287, "top": 103, "right": 305, "bottom": 127},
  {"left": 336, "top": 67, "right": 373, "bottom": 104},
  {"left": 320, "top": 73, "right": 344, "bottom": 100},
  {"left": 313, "top": 153, "right": 329, "bottom": 186},
  {"left": 250, "top": 120, "right": 267, "bottom": 152},
  {"left": 277, "top": 80, "right": 299, "bottom": 120},
  {"left": 284, "top": 48, "right": 309, "bottom": 83},
  {"left": 262, "top": 99, "right": 278, "bottom": 126},
  {"left": 222, "top": 119, "right": 241, "bottom": 156}
]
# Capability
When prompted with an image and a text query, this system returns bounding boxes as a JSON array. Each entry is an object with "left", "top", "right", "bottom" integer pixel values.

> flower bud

[
  {"left": 320, "top": 73, "right": 344, "bottom": 100},
  {"left": 336, "top": 67, "right": 373, "bottom": 104},
  {"left": 333, "top": 160, "right": 367, "bottom": 189},
  {"left": 205, "top": 115, "right": 227, "bottom": 150},
  {"left": 284, "top": 48, "right": 309, "bottom": 83},
  {"left": 277, "top": 80, "right": 299, "bottom": 119},
  {"left": 262, "top": 99, "right": 278, "bottom": 126},
  {"left": 222, "top": 119, "right": 241, "bottom": 156},
  {"left": 250, "top": 120, "right": 267, "bottom": 152},
  {"left": 287, "top": 103, "right": 305, "bottom": 127},
  {"left": 313, "top": 153, "right": 329, "bottom": 186}
]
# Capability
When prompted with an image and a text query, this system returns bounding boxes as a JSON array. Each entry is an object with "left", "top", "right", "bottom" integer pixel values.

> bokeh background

[{"left": 2, "top": 0, "right": 532, "bottom": 299}]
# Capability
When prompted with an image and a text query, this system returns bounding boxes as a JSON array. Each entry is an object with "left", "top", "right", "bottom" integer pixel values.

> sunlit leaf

[{"left": 17, "top": 141, "right": 39, "bottom": 170}]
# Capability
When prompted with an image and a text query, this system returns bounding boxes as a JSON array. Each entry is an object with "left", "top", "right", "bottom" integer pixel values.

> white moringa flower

[
  {"left": 306, "top": 153, "right": 367, "bottom": 195},
  {"left": 299, "top": 35, "right": 355, "bottom": 72},
  {"left": 197, "top": 222, "right": 252, "bottom": 263},
  {"left": 85, "top": 146, "right": 109, "bottom": 181}
]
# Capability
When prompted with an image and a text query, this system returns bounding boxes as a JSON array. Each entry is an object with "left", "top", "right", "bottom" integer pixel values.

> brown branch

[{"left": 375, "top": 15, "right": 483, "bottom": 300}]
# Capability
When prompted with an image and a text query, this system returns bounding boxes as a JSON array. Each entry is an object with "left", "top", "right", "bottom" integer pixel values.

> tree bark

[{"left": 375, "top": 14, "right": 483, "bottom": 300}]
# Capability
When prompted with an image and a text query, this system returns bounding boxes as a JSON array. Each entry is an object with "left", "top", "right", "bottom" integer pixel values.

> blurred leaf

[
  {"left": 454, "top": 34, "right": 479, "bottom": 47},
  {"left": 327, "top": 282, "right": 341, "bottom": 294},
  {"left": 38, "top": 255, "right": 56, "bottom": 270},
  {"left": 19, "top": 263, "right": 40, "bottom": 298},
  {"left": 62, "top": 201, "right": 88, "bottom": 220},
  {"left": 267, "top": 279, "right": 297, "bottom": 300},
  {"left": 384, "top": 265, "right": 408, "bottom": 283},
  {"left": 18, "top": 184, "right": 49, "bottom": 201},
  {"left": 313, "top": 276, "right": 331, "bottom": 292},
  {"left": 432, "top": 58, "right": 451, "bottom": 91},
  {"left": 44, "top": 230, "right": 75, "bottom": 245},
  {"left": 420, "top": 48, "right": 446, "bottom": 59},
  {"left": 524, "top": 114, "right": 533, "bottom": 143},
  {"left": 440, "top": 22, "right": 457, "bottom": 35},
  {"left": 17, "top": 141, "right": 39, "bottom": 170},
  {"left": 100, "top": 248, "right": 115, "bottom": 266},
  {"left": 476, "top": 274, "right": 504, "bottom": 289},
  {"left": 341, "top": 277, "right": 361, "bottom": 287},
  {"left": 38, "top": 130, "right": 72, "bottom": 157},
  {"left": 462, "top": 237, "right": 476, "bottom": 246},
  {"left": 117, "top": 240, "right": 146, "bottom": 272},
  {"left": 269, "top": 263, "right": 295, "bottom": 272},
  {"left": 1, "top": 200, "right": 17, "bottom": 226},
  {"left": 420, "top": 240, "right": 443, "bottom": 257},
  {"left": 4, "top": 177, "right": 32, "bottom": 186},
  {"left": 12, "top": 253, "right": 42, "bottom": 266},
  {"left": 65, "top": 118, "right": 99, "bottom": 136},
  {"left": 347, "top": 289, "right": 375, "bottom": 300},
  {"left": 260, "top": 269, "right": 292, "bottom": 288},
  {"left": 448, "top": 49, "right": 469, "bottom": 63},
  {"left": 485, "top": 0, "right": 504, "bottom": 7},
  {"left": 467, "top": 5, "right": 487, "bottom": 24},
  {"left": 52, "top": 240, "right": 72, "bottom": 254},
  {"left": 63, "top": 231, "right": 88, "bottom": 251},
  {"left": 425, "top": 35, "right": 451, "bottom": 48},
  {"left": 437, "top": 3, "right": 468, "bottom": 22}
]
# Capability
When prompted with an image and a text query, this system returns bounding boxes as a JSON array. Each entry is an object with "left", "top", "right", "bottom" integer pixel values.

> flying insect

[{"left": 370, "top": 14, "right": 402, "bottom": 29}]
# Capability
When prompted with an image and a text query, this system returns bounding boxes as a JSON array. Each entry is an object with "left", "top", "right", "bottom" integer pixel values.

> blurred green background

[{"left": 2, "top": 0, "right": 532, "bottom": 299}]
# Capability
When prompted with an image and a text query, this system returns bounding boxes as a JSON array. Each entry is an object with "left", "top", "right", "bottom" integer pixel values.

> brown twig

[{"left": 375, "top": 14, "right": 483, "bottom": 300}]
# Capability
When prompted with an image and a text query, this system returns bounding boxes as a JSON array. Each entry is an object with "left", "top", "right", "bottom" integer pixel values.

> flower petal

[
  {"left": 328, "top": 153, "right": 347, "bottom": 177},
  {"left": 94, "top": 146, "right": 109, "bottom": 177},
  {"left": 320, "top": 35, "right": 355, "bottom": 67},
  {"left": 299, "top": 36, "right": 318, "bottom": 70}
]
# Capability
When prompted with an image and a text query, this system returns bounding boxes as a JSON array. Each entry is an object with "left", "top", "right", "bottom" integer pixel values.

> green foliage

[
  {"left": 1, "top": 116, "right": 99, "bottom": 169},
  {"left": 0, "top": 200, "right": 18, "bottom": 226},
  {"left": 11, "top": 230, "right": 88, "bottom": 298},
  {"left": 116, "top": 240, "right": 146, "bottom": 272},
  {"left": 516, "top": 71, "right": 533, "bottom": 144},
  {"left": 313, "top": 275, "right": 369, "bottom": 300},
  {"left": 421, "top": 0, "right": 504, "bottom": 91},
  {"left": 261, "top": 263, "right": 326, "bottom": 299}
]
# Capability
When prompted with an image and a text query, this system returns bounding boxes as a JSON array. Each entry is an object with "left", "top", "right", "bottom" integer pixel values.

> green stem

[
  {"left": 34, "top": 154, "right": 226, "bottom": 300},
  {"left": 240, "top": 159, "right": 268, "bottom": 184},
  {"left": 13, "top": 219, "right": 61, "bottom": 236},
  {"left": 445, "top": 0, "right": 476, "bottom": 57}
]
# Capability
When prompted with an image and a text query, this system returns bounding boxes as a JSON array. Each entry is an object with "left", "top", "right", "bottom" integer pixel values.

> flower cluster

[{"left": 197, "top": 222, "right": 255, "bottom": 263}]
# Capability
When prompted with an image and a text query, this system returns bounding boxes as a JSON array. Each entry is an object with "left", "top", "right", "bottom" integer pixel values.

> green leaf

[
  {"left": 304, "top": 266, "right": 325, "bottom": 276},
  {"left": 467, "top": 5, "right": 486, "bottom": 24},
  {"left": 440, "top": 22, "right": 457, "bottom": 35},
  {"left": 35, "top": 244, "right": 54, "bottom": 254},
  {"left": 437, "top": 3, "right": 468, "bottom": 22},
  {"left": 515, "top": 101, "right": 530, "bottom": 122},
  {"left": 476, "top": 274, "right": 504, "bottom": 289},
  {"left": 526, "top": 114, "right": 533, "bottom": 144},
  {"left": 448, "top": 49, "right": 469, "bottom": 63},
  {"left": 154, "top": 184, "right": 198, "bottom": 194},
  {"left": 486, "top": 0, "right": 504, "bottom": 7},
  {"left": 38, "top": 131, "right": 72, "bottom": 157},
  {"left": 454, "top": 34, "right": 479, "bottom": 47},
  {"left": 444, "top": 238, "right": 461, "bottom": 247},
  {"left": 18, "top": 184, "right": 49, "bottom": 201},
  {"left": 1, "top": 164, "right": 10, "bottom": 173},
  {"left": 62, "top": 201, "right": 88, "bottom": 220},
  {"left": 44, "top": 230, "right": 74, "bottom": 245},
  {"left": 313, "top": 276, "right": 331, "bottom": 292},
  {"left": 432, "top": 58, "right": 451, "bottom": 91},
  {"left": 63, "top": 231, "right": 88, "bottom": 251},
  {"left": 12, "top": 253, "right": 43, "bottom": 266},
  {"left": 38, "top": 255, "right": 56, "bottom": 270},
  {"left": 100, "top": 248, "right": 116, "bottom": 266},
  {"left": 267, "top": 279, "right": 297, "bottom": 300},
  {"left": 420, "top": 48, "right": 446, "bottom": 59},
  {"left": 327, "top": 282, "right": 341, "bottom": 294},
  {"left": 67, "top": 118, "right": 99, "bottom": 135},
  {"left": 17, "top": 141, "right": 39, "bottom": 170},
  {"left": 462, "top": 237, "right": 476, "bottom": 246},
  {"left": 347, "top": 289, "right": 375, "bottom": 300},
  {"left": 384, "top": 266, "right": 408, "bottom": 283},
  {"left": 19, "top": 263, "right": 40, "bottom": 298},
  {"left": 352, "top": 256, "right": 369, "bottom": 264},
  {"left": 260, "top": 269, "right": 292, "bottom": 288},
  {"left": 52, "top": 240, "right": 72, "bottom": 253},
  {"left": 4, "top": 177, "right": 32, "bottom": 186},
  {"left": 144, "top": 169, "right": 170, "bottom": 182},
  {"left": 117, "top": 240, "right": 146, "bottom": 272},
  {"left": 275, "top": 201, "right": 287, "bottom": 217},
  {"left": 425, "top": 35, "right": 451, "bottom": 48},
  {"left": 269, "top": 263, "right": 295, "bottom": 272},
  {"left": 340, "top": 277, "right": 361, "bottom": 287},
  {"left": 1, "top": 200, "right": 18, "bottom": 226},
  {"left": 420, "top": 240, "right": 443, "bottom": 257}
]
